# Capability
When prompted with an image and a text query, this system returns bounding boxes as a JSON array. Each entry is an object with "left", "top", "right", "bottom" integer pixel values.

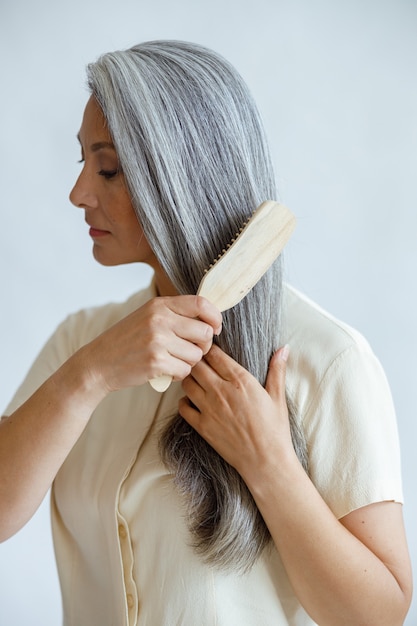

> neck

[{"left": 153, "top": 267, "right": 179, "bottom": 297}]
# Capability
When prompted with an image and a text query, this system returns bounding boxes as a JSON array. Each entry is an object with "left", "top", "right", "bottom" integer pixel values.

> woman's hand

[
  {"left": 180, "top": 344, "right": 412, "bottom": 626},
  {"left": 179, "top": 344, "right": 294, "bottom": 481},
  {"left": 82, "top": 295, "right": 223, "bottom": 394},
  {"left": 0, "top": 295, "right": 221, "bottom": 541}
]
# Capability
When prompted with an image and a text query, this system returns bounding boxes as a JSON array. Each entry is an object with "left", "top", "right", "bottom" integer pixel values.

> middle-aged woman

[{"left": 0, "top": 40, "right": 412, "bottom": 625}]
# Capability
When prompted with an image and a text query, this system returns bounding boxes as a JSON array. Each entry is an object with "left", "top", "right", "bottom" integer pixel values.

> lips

[{"left": 88, "top": 226, "right": 111, "bottom": 238}]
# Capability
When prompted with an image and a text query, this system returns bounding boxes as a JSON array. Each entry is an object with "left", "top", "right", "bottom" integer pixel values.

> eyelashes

[
  {"left": 98, "top": 169, "right": 119, "bottom": 180},
  {"left": 77, "top": 159, "right": 120, "bottom": 180}
]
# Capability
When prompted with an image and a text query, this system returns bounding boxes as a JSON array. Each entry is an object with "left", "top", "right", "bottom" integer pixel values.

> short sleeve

[
  {"left": 2, "top": 315, "right": 79, "bottom": 416},
  {"left": 2, "top": 285, "right": 155, "bottom": 418},
  {"left": 303, "top": 341, "right": 403, "bottom": 519}
]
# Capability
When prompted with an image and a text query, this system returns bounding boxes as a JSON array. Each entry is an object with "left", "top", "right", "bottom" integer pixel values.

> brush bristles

[{"left": 202, "top": 216, "right": 252, "bottom": 274}]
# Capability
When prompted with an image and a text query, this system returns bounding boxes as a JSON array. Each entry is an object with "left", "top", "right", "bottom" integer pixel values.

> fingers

[
  {"left": 178, "top": 395, "right": 203, "bottom": 430},
  {"left": 198, "top": 344, "right": 242, "bottom": 382},
  {"left": 265, "top": 345, "right": 289, "bottom": 401},
  {"left": 88, "top": 295, "right": 222, "bottom": 392},
  {"left": 180, "top": 376, "right": 205, "bottom": 413},
  {"left": 181, "top": 346, "right": 250, "bottom": 419},
  {"left": 169, "top": 315, "right": 215, "bottom": 355},
  {"left": 166, "top": 295, "right": 223, "bottom": 336},
  {"left": 142, "top": 295, "right": 223, "bottom": 382},
  {"left": 179, "top": 345, "right": 292, "bottom": 477},
  {"left": 187, "top": 343, "right": 290, "bottom": 400},
  {"left": 149, "top": 295, "right": 222, "bottom": 356}
]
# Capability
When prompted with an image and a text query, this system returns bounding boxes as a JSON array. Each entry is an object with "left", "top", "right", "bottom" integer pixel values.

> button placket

[
  {"left": 118, "top": 523, "right": 127, "bottom": 539},
  {"left": 117, "top": 513, "right": 139, "bottom": 625}
]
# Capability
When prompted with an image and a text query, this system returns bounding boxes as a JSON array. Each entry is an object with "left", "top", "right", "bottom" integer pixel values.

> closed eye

[{"left": 98, "top": 169, "right": 119, "bottom": 180}]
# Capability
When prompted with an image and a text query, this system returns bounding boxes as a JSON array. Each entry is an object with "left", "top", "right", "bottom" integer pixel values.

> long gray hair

[{"left": 86, "top": 40, "right": 308, "bottom": 571}]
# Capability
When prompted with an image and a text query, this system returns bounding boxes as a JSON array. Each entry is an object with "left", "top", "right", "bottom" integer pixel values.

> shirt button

[
  {"left": 118, "top": 523, "right": 127, "bottom": 539},
  {"left": 127, "top": 593, "right": 134, "bottom": 609}
]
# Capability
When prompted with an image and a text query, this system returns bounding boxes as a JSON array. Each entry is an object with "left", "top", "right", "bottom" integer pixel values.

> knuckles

[
  {"left": 192, "top": 346, "right": 204, "bottom": 364},
  {"left": 145, "top": 345, "right": 166, "bottom": 376},
  {"left": 179, "top": 362, "right": 193, "bottom": 380},
  {"left": 195, "top": 295, "right": 222, "bottom": 328}
]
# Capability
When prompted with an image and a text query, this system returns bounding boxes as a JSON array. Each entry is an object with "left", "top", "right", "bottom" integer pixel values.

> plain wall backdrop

[{"left": 1, "top": 0, "right": 416, "bottom": 624}]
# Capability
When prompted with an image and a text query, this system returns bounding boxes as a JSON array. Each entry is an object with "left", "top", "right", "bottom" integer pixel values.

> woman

[{"left": 0, "top": 40, "right": 412, "bottom": 625}]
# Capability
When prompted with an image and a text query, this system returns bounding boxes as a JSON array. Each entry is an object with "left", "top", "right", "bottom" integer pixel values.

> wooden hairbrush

[{"left": 149, "top": 200, "right": 296, "bottom": 392}]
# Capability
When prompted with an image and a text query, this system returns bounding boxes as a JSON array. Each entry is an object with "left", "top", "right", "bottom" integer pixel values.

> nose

[{"left": 69, "top": 167, "right": 98, "bottom": 209}]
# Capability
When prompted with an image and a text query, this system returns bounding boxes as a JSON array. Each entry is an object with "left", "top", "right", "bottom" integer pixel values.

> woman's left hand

[
  {"left": 179, "top": 343, "right": 294, "bottom": 480},
  {"left": 181, "top": 345, "right": 413, "bottom": 626}
]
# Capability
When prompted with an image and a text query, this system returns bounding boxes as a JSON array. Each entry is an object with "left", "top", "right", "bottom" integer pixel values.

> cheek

[
  {"left": 125, "top": 209, "right": 145, "bottom": 239},
  {"left": 107, "top": 187, "right": 156, "bottom": 259},
  {"left": 107, "top": 188, "right": 138, "bottom": 227},
  {"left": 119, "top": 203, "right": 154, "bottom": 254}
]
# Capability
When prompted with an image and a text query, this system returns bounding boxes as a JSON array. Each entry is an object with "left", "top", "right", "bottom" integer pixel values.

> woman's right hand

[
  {"left": 0, "top": 294, "right": 221, "bottom": 541},
  {"left": 81, "top": 295, "right": 223, "bottom": 394}
]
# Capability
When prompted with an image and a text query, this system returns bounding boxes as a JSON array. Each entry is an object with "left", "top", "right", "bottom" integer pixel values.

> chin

[
  {"left": 92, "top": 248, "right": 145, "bottom": 267},
  {"left": 92, "top": 248, "right": 123, "bottom": 267}
]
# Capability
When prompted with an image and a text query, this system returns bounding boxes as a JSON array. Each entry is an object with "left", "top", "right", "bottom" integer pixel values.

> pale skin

[{"left": 0, "top": 97, "right": 412, "bottom": 624}]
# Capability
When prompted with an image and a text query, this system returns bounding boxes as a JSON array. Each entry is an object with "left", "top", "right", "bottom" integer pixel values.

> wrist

[
  {"left": 55, "top": 346, "right": 110, "bottom": 411},
  {"left": 241, "top": 446, "right": 304, "bottom": 503}
]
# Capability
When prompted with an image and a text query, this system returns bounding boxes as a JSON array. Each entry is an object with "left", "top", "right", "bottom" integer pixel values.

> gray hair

[{"left": 86, "top": 40, "right": 308, "bottom": 572}]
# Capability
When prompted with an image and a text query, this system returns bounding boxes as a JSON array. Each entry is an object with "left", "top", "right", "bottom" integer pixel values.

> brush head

[
  {"left": 196, "top": 201, "right": 296, "bottom": 311},
  {"left": 149, "top": 200, "right": 296, "bottom": 392}
]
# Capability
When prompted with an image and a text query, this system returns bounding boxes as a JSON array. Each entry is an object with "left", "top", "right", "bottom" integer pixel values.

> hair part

[{"left": 86, "top": 40, "right": 308, "bottom": 572}]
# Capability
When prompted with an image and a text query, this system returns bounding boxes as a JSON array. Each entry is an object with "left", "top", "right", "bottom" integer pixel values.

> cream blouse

[{"left": 4, "top": 282, "right": 403, "bottom": 626}]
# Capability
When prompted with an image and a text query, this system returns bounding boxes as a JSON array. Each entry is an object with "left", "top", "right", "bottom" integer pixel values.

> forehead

[{"left": 78, "top": 96, "right": 112, "bottom": 144}]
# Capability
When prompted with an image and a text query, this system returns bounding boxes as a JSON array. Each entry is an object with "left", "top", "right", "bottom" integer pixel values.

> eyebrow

[{"left": 76, "top": 133, "right": 116, "bottom": 152}]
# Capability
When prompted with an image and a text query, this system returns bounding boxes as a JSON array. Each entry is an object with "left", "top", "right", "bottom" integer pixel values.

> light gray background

[{"left": 1, "top": 1, "right": 416, "bottom": 624}]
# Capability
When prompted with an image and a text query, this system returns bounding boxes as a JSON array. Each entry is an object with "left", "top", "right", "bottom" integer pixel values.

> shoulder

[
  {"left": 57, "top": 282, "right": 156, "bottom": 354},
  {"left": 283, "top": 283, "right": 371, "bottom": 361},
  {"left": 2, "top": 283, "right": 156, "bottom": 416},
  {"left": 282, "top": 285, "right": 402, "bottom": 517},
  {"left": 282, "top": 283, "right": 396, "bottom": 445},
  {"left": 282, "top": 283, "right": 381, "bottom": 408}
]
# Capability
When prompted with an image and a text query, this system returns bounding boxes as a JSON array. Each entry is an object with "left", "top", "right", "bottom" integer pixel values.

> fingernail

[{"left": 280, "top": 344, "right": 290, "bottom": 362}]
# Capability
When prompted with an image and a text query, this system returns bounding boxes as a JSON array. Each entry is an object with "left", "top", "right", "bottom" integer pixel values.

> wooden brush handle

[
  {"left": 149, "top": 201, "right": 295, "bottom": 392},
  {"left": 149, "top": 374, "right": 172, "bottom": 392}
]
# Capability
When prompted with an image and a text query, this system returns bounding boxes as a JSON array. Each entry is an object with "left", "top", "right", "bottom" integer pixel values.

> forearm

[
  {"left": 244, "top": 453, "right": 410, "bottom": 626},
  {"left": 180, "top": 345, "right": 411, "bottom": 624},
  {"left": 0, "top": 294, "right": 222, "bottom": 541},
  {"left": 0, "top": 346, "right": 107, "bottom": 541}
]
